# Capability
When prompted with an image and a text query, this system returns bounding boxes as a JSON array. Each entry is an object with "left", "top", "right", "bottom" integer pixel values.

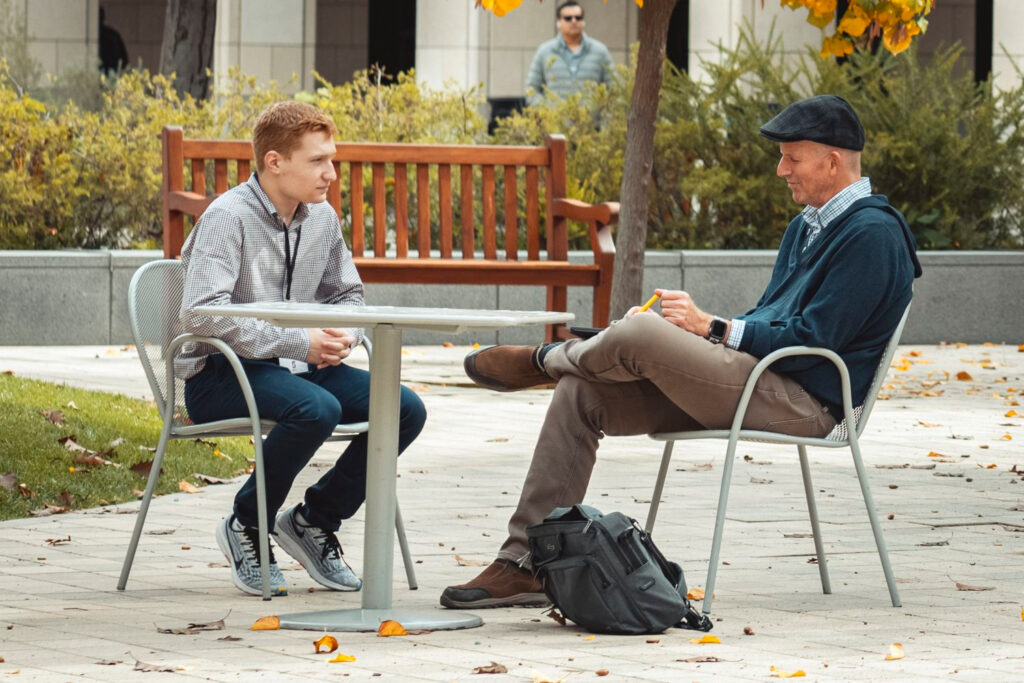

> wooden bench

[{"left": 160, "top": 125, "right": 618, "bottom": 340}]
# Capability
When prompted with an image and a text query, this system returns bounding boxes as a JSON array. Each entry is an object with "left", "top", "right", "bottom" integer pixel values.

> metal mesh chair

[
  {"left": 117, "top": 259, "right": 417, "bottom": 600},
  {"left": 646, "top": 302, "right": 912, "bottom": 614}
]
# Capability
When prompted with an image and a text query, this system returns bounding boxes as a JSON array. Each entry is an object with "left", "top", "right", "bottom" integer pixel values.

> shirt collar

[
  {"left": 247, "top": 171, "right": 309, "bottom": 227},
  {"left": 801, "top": 176, "right": 872, "bottom": 228},
  {"left": 557, "top": 34, "right": 588, "bottom": 54}
]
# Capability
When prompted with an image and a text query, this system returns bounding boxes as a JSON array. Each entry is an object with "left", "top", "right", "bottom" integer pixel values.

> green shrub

[{"left": 1, "top": 26, "right": 1022, "bottom": 251}]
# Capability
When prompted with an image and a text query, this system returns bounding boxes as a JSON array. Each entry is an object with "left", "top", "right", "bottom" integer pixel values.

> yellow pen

[{"left": 637, "top": 293, "right": 660, "bottom": 312}]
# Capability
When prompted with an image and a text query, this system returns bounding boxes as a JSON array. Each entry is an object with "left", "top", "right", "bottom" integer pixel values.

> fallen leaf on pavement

[
  {"left": 45, "top": 535, "right": 71, "bottom": 546},
  {"left": 250, "top": 615, "right": 280, "bottom": 630},
  {"left": 744, "top": 626, "right": 755, "bottom": 635},
  {"left": 596, "top": 670, "right": 609, "bottom": 677},
  {"left": 917, "top": 420, "right": 941, "bottom": 427},
  {"left": 217, "top": 635, "right": 242, "bottom": 641},
  {"left": 678, "top": 656, "right": 722, "bottom": 663},
  {"left": 544, "top": 607, "right": 566, "bottom": 626},
  {"left": 454, "top": 554, "right": 490, "bottom": 567},
  {"left": 178, "top": 480, "right": 202, "bottom": 494},
  {"left": 954, "top": 581, "right": 994, "bottom": 591},
  {"left": 156, "top": 613, "right": 228, "bottom": 635},
  {"left": 956, "top": 371, "right": 974, "bottom": 381},
  {"left": 132, "top": 654, "right": 179, "bottom": 672},
  {"left": 377, "top": 619, "right": 408, "bottom": 636},
  {"left": 686, "top": 588, "right": 705, "bottom": 600},
  {"left": 530, "top": 672, "right": 568, "bottom": 683},
  {"left": 314, "top": 634, "right": 338, "bottom": 653},
  {"left": 328, "top": 652, "right": 356, "bottom": 663},
  {"left": 29, "top": 504, "right": 69, "bottom": 517},
  {"left": 96, "top": 659, "right": 121, "bottom": 665},
  {"left": 689, "top": 634, "right": 721, "bottom": 644},
  {"left": 885, "top": 642, "right": 905, "bottom": 660},
  {"left": 472, "top": 661, "right": 508, "bottom": 674},
  {"left": 770, "top": 666, "right": 806, "bottom": 678}
]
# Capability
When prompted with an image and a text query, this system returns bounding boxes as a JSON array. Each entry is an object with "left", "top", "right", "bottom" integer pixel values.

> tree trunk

[
  {"left": 159, "top": 0, "right": 217, "bottom": 100},
  {"left": 609, "top": 0, "right": 676, "bottom": 318}
]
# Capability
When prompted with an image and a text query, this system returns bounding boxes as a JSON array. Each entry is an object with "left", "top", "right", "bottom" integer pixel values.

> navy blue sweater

[{"left": 737, "top": 195, "right": 922, "bottom": 416}]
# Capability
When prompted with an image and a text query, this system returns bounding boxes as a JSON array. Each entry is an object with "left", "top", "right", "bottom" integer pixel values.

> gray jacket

[{"left": 525, "top": 34, "right": 612, "bottom": 106}]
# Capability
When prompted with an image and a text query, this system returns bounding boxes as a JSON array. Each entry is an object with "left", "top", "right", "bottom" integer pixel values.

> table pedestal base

[{"left": 277, "top": 608, "right": 483, "bottom": 632}]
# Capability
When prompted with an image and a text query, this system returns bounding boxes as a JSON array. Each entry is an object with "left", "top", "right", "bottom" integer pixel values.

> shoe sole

[
  {"left": 439, "top": 592, "right": 550, "bottom": 609},
  {"left": 463, "top": 347, "right": 554, "bottom": 392},
  {"left": 274, "top": 517, "right": 362, "bottom": 592},
  {"left": 216, "top": 520, "right": 287, "bottom": 597}
]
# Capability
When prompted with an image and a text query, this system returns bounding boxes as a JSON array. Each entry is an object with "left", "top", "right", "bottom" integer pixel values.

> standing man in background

[{"left": 525, "top": 1, "right": 613, "bottom": 106}]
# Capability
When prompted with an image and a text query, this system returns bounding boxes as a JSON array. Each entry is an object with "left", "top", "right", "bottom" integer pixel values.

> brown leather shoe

[
  {"left": 463, "top": 345, "right": 553, "bottom": 392},
  {"left": 440, "top": 559, "right": 549, "bottom": 609}
]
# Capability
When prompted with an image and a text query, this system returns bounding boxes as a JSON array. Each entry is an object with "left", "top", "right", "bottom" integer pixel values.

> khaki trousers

[{"left": 497, "top": 313, "right": 836, "bottom": 565}]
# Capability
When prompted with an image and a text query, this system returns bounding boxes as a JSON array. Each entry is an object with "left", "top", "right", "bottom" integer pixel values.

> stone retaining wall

[{"left": 0, "top": 250, "right": 1021, "bottom": 346}]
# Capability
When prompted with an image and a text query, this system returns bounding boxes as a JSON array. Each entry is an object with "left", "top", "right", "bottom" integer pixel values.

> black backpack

[{"left": 527, "top": 505, "right": 713, "bottom": 635}]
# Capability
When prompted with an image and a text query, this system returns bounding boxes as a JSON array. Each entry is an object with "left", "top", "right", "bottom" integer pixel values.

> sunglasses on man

[{"left": 559, "top": 14, "right": 584, "bottom": 22}]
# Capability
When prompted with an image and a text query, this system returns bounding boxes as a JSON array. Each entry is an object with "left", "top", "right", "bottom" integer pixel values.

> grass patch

[{"left": 0, "top": 373, "right": 251, "bottom": 521}]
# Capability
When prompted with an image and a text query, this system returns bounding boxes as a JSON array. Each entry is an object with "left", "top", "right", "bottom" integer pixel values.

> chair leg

[
  {"left": 702, "top": 435, "right": 741, "bottom": 614},
  {"left": 797, "top": 445, "right": 832, "bottom": 595},
  {"left": 848, "top": 436, "right": 902, "bottom": 607},
  {"left": 117, "top": 420, "right": 173, "bottom": 590},
  {"left": 394, "top": 501, "right": 418, "bottom": 590},
  {"left": 252, "top": 434, "right": 272, "bottom": 601},
  {"left": 645, "top": 440, "right": 675, "bottom": 534}
]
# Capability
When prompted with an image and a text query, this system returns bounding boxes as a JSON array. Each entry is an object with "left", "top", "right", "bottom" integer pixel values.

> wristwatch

[{"left": 707, "top": 316, "right": 728, "bottom": 344}]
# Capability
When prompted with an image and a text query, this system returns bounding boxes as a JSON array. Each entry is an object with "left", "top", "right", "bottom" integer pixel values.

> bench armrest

[{"left": 551, "top": 198, "right": 618, "bottom": 257}]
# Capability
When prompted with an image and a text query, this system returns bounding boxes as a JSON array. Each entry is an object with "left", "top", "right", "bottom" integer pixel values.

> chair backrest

[
  {"left": 128, "top": 260, "right": 187, "bottom": 423},
  {"left": 826, "top": 300, "right": 912, "bottom": 442}
]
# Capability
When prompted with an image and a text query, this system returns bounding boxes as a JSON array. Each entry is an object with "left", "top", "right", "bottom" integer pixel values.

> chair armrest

[
  {"left": 160, "top": 334, "right": 262, "bottom": 434},
  {"left": 166, "top": 190, "right": 215, "bottom": 219},
  {"left": 727, "top": 346, "right": 857, "bottom": 437}
]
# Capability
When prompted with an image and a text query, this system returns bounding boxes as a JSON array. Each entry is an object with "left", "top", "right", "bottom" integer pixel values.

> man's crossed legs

[{"left": 442, "top": 313, "right": 834, "bottom": 608}]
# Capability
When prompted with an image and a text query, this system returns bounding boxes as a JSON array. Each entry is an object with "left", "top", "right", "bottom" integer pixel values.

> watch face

[{"left": 710, "top": 318, "right": 727, "bottom": 339}]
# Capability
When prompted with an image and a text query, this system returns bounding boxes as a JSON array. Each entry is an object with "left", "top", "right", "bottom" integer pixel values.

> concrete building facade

[{"left": 12, "top": 0, "right": 1022, "bottom": 104}]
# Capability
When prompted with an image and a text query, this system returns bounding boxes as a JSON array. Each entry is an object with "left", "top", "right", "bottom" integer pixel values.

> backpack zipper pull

[{"left": 583, "top": 519, "right": 593, "bottom": 534}]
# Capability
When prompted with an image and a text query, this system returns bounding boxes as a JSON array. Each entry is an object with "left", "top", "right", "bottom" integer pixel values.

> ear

[
  {"left": 263, "top": 150, "right": 282, "bottom": 175},
  {"left": 827, "top": 149, "right": 842, "bottom": 174}
]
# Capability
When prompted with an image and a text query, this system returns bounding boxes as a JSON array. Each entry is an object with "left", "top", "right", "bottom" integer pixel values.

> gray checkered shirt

[
  {"left": 727, "top": 176, "right": 872, "bottom": 349},
  {"left": 176, "top": 172, "right": 364, "bottom": 380}
]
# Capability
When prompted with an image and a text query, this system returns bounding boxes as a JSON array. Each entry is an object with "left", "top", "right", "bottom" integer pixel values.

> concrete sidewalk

[{"left": 1, "top": 342, "right": 1022, "bottom": 682}]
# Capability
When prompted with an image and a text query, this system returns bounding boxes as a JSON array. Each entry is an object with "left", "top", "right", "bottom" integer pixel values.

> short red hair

[{"left": 252, "top": 101, "right": 337, "bottom": 172}]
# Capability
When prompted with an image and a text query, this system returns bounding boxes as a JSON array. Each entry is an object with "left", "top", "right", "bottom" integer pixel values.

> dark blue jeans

[{"left": 184, "top": 354, "right": 426, "bottom": 532}]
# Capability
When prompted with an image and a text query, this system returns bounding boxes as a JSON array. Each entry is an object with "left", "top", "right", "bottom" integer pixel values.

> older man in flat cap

[{"left": 439, "top": 95, "right": 922, "bottom": 610}]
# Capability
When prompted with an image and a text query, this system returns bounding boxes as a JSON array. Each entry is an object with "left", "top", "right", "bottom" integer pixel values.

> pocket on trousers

[{"left": 760, "top": 413, "right": 824, "bottom": 438}]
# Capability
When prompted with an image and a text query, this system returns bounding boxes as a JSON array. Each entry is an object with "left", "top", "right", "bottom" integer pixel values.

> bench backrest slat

[
  {"left": 214, "top": 159, "right": 228, "bottom": 194},
  {"left": 504, "top": 166, "right": 518, "bottom": 261},
  {"left": 394, "top": 163, "right": 409, "bottom": 258},
  {"left": 350, "top": 162, "right": 364, "bottom": 256},
  {"left": 481, "top": 165, "right": 496, "bottom": 259},
  {"left": 191, "top": 159, "right": 206, "bottom": 195},
  {"left": 416, "top": 163, "right": 430, "bottom": 259},
  {"left": 460, "top": 165, "right": 475, "bottom": 259},
  {"left": 372, "top": 163, "right": 387, "bottom": 257},
  {"left": 438, "top": 164, "right": 453, "bottom": 258},
  {"left": 526, "top": 166, "right": 540, "bottom": 260}
]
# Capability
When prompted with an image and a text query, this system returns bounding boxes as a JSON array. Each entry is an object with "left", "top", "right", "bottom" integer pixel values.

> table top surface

[{"left": 194, "top": 301, "right": 574, "bottom": 331}]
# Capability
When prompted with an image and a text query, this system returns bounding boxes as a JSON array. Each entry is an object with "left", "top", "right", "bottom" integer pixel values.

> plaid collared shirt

[
  {"left": 176, "top": 172, "right": 364, "bottom": 380},
  {"left": 726, "top": 176, "right": 872, "bottom": 349},
  {"left": 800, "top": 176, "right": 872, "bottom": 251}
]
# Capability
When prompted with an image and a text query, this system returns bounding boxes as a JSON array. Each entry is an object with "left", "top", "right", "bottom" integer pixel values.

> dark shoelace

[
  {"left": 319, "top": 530, "right": 343, "bottom": 562},
  {"left": 239, "top": 523, "right": 277, "bottom": 565}
]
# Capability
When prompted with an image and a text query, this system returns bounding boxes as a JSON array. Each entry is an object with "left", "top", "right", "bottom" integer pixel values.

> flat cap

[{"left": 759, "top": 94, "right": 864, "bottom": 151}]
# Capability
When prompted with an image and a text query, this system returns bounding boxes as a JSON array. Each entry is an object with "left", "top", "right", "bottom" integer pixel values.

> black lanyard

[{"left": 282, "top": 223, "right": 302, "bottom": 300}]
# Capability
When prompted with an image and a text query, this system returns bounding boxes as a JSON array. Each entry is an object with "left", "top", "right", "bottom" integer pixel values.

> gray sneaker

[
  {"left": 274, "top": 505, "right": 362, "bottom": 591},
  {"left": 215, "top": 515, "right": 288, "bottom": 596}
]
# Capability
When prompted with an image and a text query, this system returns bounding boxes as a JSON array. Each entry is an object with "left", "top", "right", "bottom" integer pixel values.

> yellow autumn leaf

[
  {"left": 1006, "top": 410, "right": 1019, "bottom": 418},
  {"left": 250, "top": 615, "right": 280, "bottom": 630},
  {"left": 689, "top": 634, "right": 721, "bottom": 644},
  {"left": 178, "top": 480, "right": 201, "bottom": 494},
  {"left": 956, "top": 371, "right": 974, "bottom": 381},
  {"left": 1020, "top": 607, "right": 1023, "bottom": 621},
  {"left": 927, "top": 451, "right": 947, "bottom": 458},
  {"left": 1018, "top": 344, "right": 1024, "bottom": 352},
  {"left": 1001, "top": 434, "right": 1013, "bottom": 441},
  {"left": 885, "top": 642, "right": 905, "bottom": 660},
  {"left": 686, "top": 588, "right": 705, "bottom": 600},
  {"left": 314, "top": 634, "right": 338, "bottom": 654},
  {"left": 770, "top": 666, "right": 807, "bottom": 678},
  {"left": 377, "top": 619, "right": 408, "bottom": 637},
  {"left": 328, "top": 652, "right": 357, "bottom": 663},
  {"left": 582, "top": 635, "right": 595, "bottom": 641}
]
